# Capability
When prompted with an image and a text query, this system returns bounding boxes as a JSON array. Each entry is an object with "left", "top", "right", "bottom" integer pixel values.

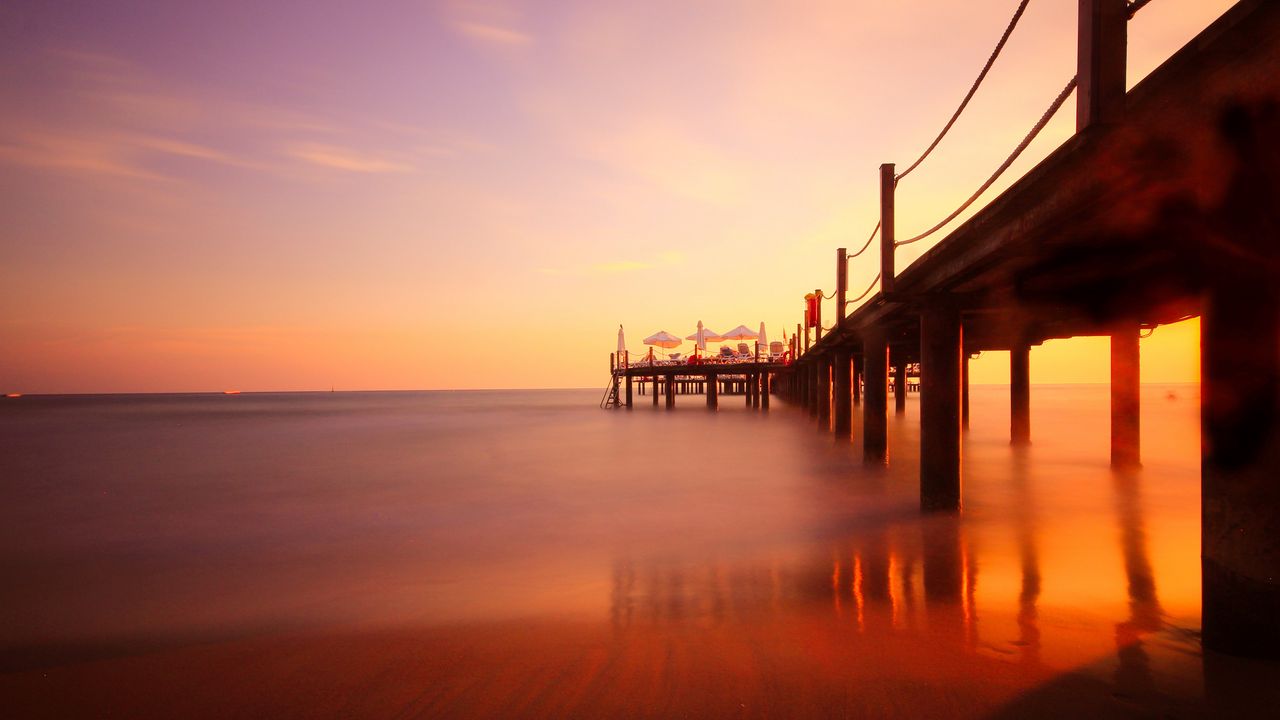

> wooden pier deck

[
  {"left": 610, "top": 1, "right": 1280, "bottom": 657},
  {"left": 772, "top": 0, "right": 1280, "bottom": 658}
]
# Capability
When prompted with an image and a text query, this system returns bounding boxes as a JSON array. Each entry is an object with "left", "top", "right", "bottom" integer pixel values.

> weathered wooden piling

[
  {"left": 919, "top": 307, "right": 962, "bottom": 510},
  {"left": 809, "top": 364, "right": 820, "bottom": 418},
  {"left": 707, "top": 372, "right": 718, "bottom": 409},
  {"left": 1110, "top": 327, "right": 1140, "bottom": 468},
  {"left": 961, "top": 354, "right": 971, "bottom": 431},
  {"left": 833, "top": 348, "right": 852, "bottom": 437},
  {"left": 894, "top": 359, "right": 907, "bottom": 414},
  {"left": 817, "top": 356, "right": 831, "bottom": 425},
  {"left": 1010, "top": 342, "right": 1031, "bottom": 444},
  {"left": 853, "top": 363, "right": 862, "bottom": 406},
  {"left": 863, "top": 331, "right": 888, "bottom": 463},
  {"left": 625, "top": 375, "right": 633, "bottom": 408},
  {"left": 1202, "top": 274, "right": 1280, "bottom": 656}
]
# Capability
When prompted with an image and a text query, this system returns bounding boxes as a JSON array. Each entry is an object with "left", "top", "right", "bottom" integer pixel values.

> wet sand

[{"left": 2, "top": 387, "right": 1278, "bottom": 717}]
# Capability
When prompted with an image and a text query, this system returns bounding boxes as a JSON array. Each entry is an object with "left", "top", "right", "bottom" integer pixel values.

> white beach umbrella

[
  {"left": 643, "top": 330, "right": 683, "bottom": 349},
  {"left": 720, "top": 325, "right": 759, "bottom": 341},
  {"left": 758, "top": 322, "right": 768, "bottom": 350},
  {"left": 685, "top": 321, "right": 724, "bottom": 351},
  {"left": 617, "top": 325, "right": 626, "bottom": 354}
]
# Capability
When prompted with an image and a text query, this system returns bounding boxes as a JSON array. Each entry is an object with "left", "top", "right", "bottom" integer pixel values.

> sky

[{"left": 0, "top": 0, "right": 1234, "bottom": 393}]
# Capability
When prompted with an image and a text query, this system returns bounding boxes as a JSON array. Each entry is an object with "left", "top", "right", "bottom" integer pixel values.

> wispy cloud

[
  {"left": 456, "top": 21, "right": 532, "bottom": 46},
  {"left": 287, "top": 143, "right": 415, "bottom": 174},
  {"left": 443, "top": 0, "right": 533, "bottom": 48},
  {"left": 0, "top": 48, "right": 473, "bottom": 184},
  {"left": 0, "top": 131, "right": 167, "bottom": 180}
]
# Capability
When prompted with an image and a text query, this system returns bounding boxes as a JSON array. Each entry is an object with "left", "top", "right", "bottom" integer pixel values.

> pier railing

[{"left": 790, "top": 0, "right": 1175, "bottom": 355}]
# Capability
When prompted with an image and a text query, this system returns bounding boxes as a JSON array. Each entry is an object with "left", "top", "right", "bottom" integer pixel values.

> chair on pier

[
  {"left": 768, "top": 341, "right": 785, "bottom": 360},
  {"left": 669, "top": 352, "right": 684, "bottom": 363},
  {"left": 718, "top": 346, "right": 735, "bottom": 361},
  {"left": 736, "top": 342, "right": 753, "bottom": 359}
]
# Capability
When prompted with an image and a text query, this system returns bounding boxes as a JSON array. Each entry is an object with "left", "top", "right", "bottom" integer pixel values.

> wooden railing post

[
  {"left": 837, "top": 247, "right": 848, "bottom": 323},
  {"left": 880, "top": 163, "right": 896, "bottom": 294},
  {"left": 814, "top": 288, "right": 824, "bottom": 342},
  {"left": 1077, "top": 0, "right": 1127, "bottom": 131}
]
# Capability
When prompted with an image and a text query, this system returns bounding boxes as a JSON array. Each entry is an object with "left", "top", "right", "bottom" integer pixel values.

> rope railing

[
  {"left": 896, "top": 75, "right": 1077, "bottom": 247},
  {"left": 845, "top": 273, "right": 882, "bottom": 306},
  {"left": 895, "top": 0, "right": 1033, "bottom": 183},
  {"left": 846, "top": 221, "right": 881, "bottom": 260}
]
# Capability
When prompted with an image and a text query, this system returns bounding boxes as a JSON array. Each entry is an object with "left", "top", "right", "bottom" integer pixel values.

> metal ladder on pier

[{"left": 599, "top": 374, "right": 621, "bottom": 409}]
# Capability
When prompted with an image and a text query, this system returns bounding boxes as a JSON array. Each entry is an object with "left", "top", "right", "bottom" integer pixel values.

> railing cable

[
  {"left": 845, "top": 273, "right": 882, "bottom": 307},
  {"left": 895, "top": 0, "right": 1033, "bottom": 183},
  {"left": 897, "top": 75, "right": 1077, "bottom": 247},
  {"left": 846, "top": 221, "right": 881, "bottom": 260}
]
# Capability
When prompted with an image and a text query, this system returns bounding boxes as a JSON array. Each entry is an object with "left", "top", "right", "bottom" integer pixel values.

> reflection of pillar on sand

[
  {"left": 1111, "top": 467, "right": 1163, "bottom": 700},
  {"left": 1012, "top": 449, "right": 1041, "bottom": 665}
]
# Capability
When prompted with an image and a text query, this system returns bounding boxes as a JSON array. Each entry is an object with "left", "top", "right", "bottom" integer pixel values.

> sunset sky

[{"left": 0, "top": 0, "right": 1232, "bottom": 393}]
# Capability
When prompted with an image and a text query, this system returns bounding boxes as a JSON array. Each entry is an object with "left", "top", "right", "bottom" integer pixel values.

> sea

[{"left": 2, "top": 384, "right": 1277, "bottom": 717}]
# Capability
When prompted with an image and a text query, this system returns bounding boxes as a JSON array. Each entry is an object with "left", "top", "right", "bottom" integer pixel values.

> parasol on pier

[
  {"left": 758, "top": 322, "right": 768, "bottom": 351},
  {"left": 720, "top": 325, "right": 759, "bottom": 341},
  {"left": 643, "top": 329, "right": 683, "bottom": 359},
  {"left": 644, "top": 330, "right": 682, "bottom": 348},
  {"left": 617, "top": 325, "right": 626, "bottom": 354},
  {"left": 686, "top": 321, "right": 724, "bottom": 355}
]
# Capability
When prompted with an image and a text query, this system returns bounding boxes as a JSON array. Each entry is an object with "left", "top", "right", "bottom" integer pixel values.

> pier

[{"left": 611, "top": 0, "right": 1280, "bottom": 658}]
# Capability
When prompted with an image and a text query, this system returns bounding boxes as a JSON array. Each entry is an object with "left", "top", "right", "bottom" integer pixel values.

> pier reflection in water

[{"left": 3, "top": 386, "right": 1278, "bottom": 717}]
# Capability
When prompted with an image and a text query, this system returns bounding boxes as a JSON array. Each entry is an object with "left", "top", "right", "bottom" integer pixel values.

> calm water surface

[{"left": 1, "top": 386, "right": 1276, "bottom": 717}]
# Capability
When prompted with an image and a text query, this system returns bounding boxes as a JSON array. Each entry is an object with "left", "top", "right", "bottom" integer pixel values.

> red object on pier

[{"left": 804, "top": 293, "right": 818, "bottom": 328}]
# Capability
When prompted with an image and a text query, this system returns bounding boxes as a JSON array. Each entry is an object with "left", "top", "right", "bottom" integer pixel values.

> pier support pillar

[
  {"left": 894, "top": 358, "right": 907, "bottom": 415},
  {"left": 833, "top": 348, "right": 852, "bottom": 437},
  {"left": 1110, "top": 327, "right": 1140, "bottom": 469},
  {"left": 1011, "top": 342, "right": 1031, "bottom": 445},
  {"left": 652, "top": 375, "right": 659, "bottom": 407},
  {"left": 809, "top": 364, "right": 821, "bottom": 418},
  {"left": 665, "top": 373, "right": 675, "bottom": 409},
  {"left": 863, "top": 330, "right": 888, "bottom": 464},
  {"left": 817, "top": 356, "right": 832, "bottom": 426},
  {"left": 920, "top": 306, "right": 962, "bottom": 511},
  {"left": 747, "top": 371, "right": 756, "bottom": 408},
  {"left": 761, "top": 372, "right": 770, "bottom": 410},
  {"left": 707, "top": 373, "right": 718, "bottom": 410},
  {"left": 1202, "top": 278, "right": 1280, "bottom": 657},
  {"left": 853, "top": 362, "right": 862, "bottom": 406},
  {"left": 625, "top": 375, "right": 633, "bottom": 408},
  {"left": 962, "top": 354, "right": 971, "bottom": 431}
]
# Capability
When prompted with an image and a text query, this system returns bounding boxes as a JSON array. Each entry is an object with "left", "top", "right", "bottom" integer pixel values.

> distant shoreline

[{"left": 1, "top": 382, "right": 1203, "bottom": 399}]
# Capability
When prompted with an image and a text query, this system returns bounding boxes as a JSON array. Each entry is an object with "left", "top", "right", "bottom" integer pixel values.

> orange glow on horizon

[{"left": 0, "top": 1, "right": 1231, "bottom": 392}]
